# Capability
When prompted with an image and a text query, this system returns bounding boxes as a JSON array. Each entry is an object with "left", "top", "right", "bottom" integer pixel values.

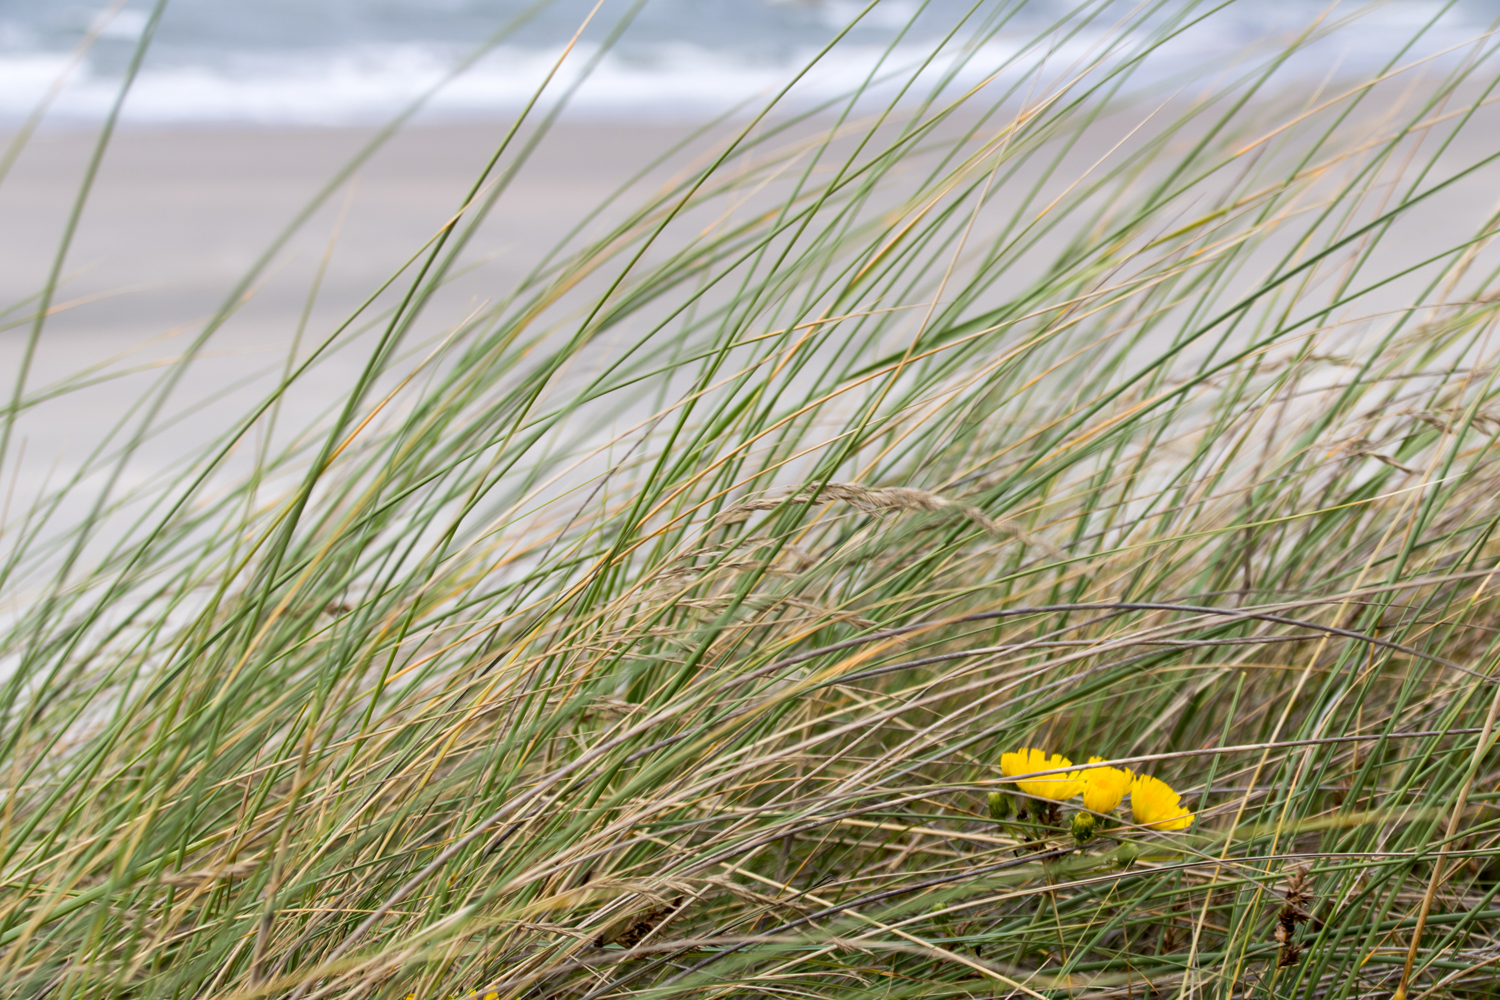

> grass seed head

[{"left": 1275, "top": 865, "right": 1315, "bottom": 968}]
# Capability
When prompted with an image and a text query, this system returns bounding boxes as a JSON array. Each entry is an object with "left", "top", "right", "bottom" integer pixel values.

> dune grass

[{"left": 6, "top": 1, "right": 1500, "bottom": 997}]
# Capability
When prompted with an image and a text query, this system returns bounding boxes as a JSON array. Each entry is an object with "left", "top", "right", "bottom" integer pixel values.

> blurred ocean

[{"left": 0, "top": 0, "right": 1496, "bottom": 124}]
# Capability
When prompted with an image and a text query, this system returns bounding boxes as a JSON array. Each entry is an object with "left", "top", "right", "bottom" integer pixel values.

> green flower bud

[
  {"left": 987, "top": 791, "right": 1010, "bottom": 821},
  {"left": 1115, "top": 842, "right": 1139, "bottom": 869},
  {"left": 1071, "top": 811, "right": 1096, "bottom": 845}
]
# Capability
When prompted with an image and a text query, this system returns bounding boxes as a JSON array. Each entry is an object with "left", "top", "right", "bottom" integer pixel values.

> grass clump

[{"left": 6, "top": 2, "right": 1500, "bottom": 998}]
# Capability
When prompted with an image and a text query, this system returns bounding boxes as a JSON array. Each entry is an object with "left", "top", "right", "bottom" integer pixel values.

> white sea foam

[
  {"left": 0, "top": 2, "right": 1490, "bottom": 126},
  {"left": 0, "top": 39, "right": 1050, "bottom": 125}
]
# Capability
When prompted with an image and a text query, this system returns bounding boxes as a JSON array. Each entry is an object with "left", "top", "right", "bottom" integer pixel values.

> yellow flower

[
  {"left": 1080, "top": 756, "right": 1132, "bottom": 813},
  {"left": 1130, "top": 773, "right": 1193, "bottom": 830},
  {"left": 1001, "top": 748, "right": 1082, "bottom": 800}
]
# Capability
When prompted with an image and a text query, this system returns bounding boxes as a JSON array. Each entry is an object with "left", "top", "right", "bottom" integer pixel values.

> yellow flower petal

[
  {"left": 1130, "top": 773, "right": 1193, "bottom": 830},
  {"left": 1080, "top": 756, "right": 1131, "bottom": 813},
  {"left": 1001, "top": 747, "right": 1082, "bottom": 801}
]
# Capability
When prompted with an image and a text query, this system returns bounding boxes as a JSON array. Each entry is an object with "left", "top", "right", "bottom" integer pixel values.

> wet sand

[{"left": 0, "top": 122, "right": 699, "bottom": 335}]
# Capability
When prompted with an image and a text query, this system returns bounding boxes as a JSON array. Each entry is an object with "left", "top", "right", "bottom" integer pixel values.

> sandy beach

[{"left": 4, "top": 99, "right": 1499, "bottom": 563}]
